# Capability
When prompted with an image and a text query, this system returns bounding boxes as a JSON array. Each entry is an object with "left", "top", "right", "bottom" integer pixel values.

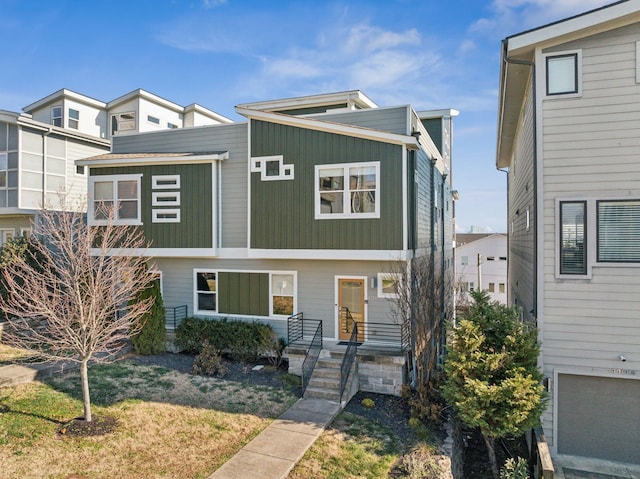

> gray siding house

[
  {"left": 78, "top": 90, "right": 457, "bottom": 397},
  {"left": 497, "top": 0, "right": 640, "bottom": 464}
]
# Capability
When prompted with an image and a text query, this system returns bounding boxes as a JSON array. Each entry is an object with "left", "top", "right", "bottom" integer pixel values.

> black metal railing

[
  {"left": 338, "top": 318, "right": 411, "bottom": 353},
  {"left": 166, "top": 305, "right": 188, "bottom": 330},
  {"left": 287, "top": 312, "right": 305, "bottom": 344},
  {"left": 339, "top": 322, "right": 358, "bottom": 403},
  {"left": 301, "top": 320, "right": 322, "bottom": 394}
]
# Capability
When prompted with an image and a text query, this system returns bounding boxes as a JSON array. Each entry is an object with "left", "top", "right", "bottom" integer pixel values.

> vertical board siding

[
  {"left": 415, "top": 150, "right": 434, "bottom": 250},
  {"left": 111, "top": 123, "right": 249, "bottom": 248},
  {"left": 250, "top": 120, "right": 403, "bottom": 250},
  {"left": 91, "top": 163, "right": 212, "bottom": 248},
  {"left": 218, "top": 272, "right": 269, "bottom": 316}
]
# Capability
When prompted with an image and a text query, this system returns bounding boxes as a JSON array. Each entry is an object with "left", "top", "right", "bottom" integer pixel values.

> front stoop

[{"left": 304, "top": 354, "right": 359, "bottom": 406}]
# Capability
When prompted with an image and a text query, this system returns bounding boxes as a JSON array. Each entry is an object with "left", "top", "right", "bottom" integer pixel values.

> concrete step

[
  {"left": 316, "top": 357, "right": 342, "bottom": 369},
  {"left": 312, "top": 367, "right": 341, "bottom": 379},
  {"left": 308, "top": 376, "right": 340, "bottom": 390},
  {"left": 304, "top": 386, "right": 341, "bottom": 402}
]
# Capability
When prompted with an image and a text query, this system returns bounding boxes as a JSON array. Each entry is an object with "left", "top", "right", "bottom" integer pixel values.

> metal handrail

[
  {"left": 301, "top": 321, "right": 322, "bottom": 394},
  {"left": 287, "top": 312, "right": 304, "bottom": 344},
  {"left": 339, "top": 322, "right": 358, "bottom": 403},
  {"left": 166, "top": 305, "right": 188, "bottom": 330}
]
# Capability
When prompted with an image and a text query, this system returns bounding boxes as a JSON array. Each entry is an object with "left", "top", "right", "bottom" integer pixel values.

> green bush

[
  {"left": 130, "top": 279, "right": 166, "bottom": 355},
  {"left": 500, "top": 458, "right": 529, "bottom": 479},
  {"left": 175, "top": 317, "right": 276, "bottom": 361},
  {"left": 192, "top": 341, "right": 228, "bottom": 378}
]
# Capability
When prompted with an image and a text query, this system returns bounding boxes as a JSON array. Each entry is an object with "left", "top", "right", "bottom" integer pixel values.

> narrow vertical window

[
  {"left": 271, "top": 274, "right": 294, "bottom": 316},
  {"left": 196, "top": 271, "right": 217, "bottom": 312},
  {"left": 559, "top": 201, "right": 586, "bottom": 275},
  {"left": 51, "top": 106, "right": 63, "bottom": 127},
  {"left": 68, "top": 108, "right": 80, "bottom": 129}
]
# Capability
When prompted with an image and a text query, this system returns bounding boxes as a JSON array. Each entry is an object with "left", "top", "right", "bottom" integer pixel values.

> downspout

[
  {"left": 497, "top": 167, "right": 509, "bottom": 303},
  {"left": 502, "top": 42, "right": 538, "bottom": 322},
  {"left": 440, "top": 172, "right": 447, "bottom": 358}
]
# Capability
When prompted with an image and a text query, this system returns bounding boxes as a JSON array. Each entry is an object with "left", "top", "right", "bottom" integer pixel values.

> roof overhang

[
  {"left": 237, "top": 90, "right": 378, "bottom": 113},
  {"left": 496, "top": 0, "right": 640, "bottom": 169},
  {"left": 183, "top": 103, "right": 233, "bottom": 124},
  {"left": 23, "top": 88, "right": 106, "bottom": 113},
  {"left": 77, "top": 151, "right": 229, "bottom": 167},
  {"left": 417, "top": 108, "right": 460, "bottom": 120},
  {"left": 236, "top": 107, "right": 420, "bottom": 150},
  {"left": 107, "top": 89, "right": 184, "bottom": 113}
]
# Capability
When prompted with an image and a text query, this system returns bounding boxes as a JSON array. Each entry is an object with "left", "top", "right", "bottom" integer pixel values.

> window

[
  {"left": 152, "top": 209, "right": 180, "bottom": 223},
  {"left": 68, "top": 108, "right": 79, "bottom": 129},
  {"left": 487, "top": 256, "right": 495, "bottom": 261},
  {"left": 499, "top": 256, "right": 507, "bottom": 261},
  {"left": 378, "top": 272, "right": 401, "bottom": 299},
  {"left": 0, "top": 153, "right": 6, "bottom": 188},
  {"left": 499, "top": 283, "right": 505, "bottom": 293},
  {"left": 89, "top": 174, "right": 142, "bottom": 225},
  {"left": 559, "top": 201, "right": 586, "bottom": 275},
  {"left": 195, "top": 271, "right": 217, "bottom": 313},
  {"left": 147, "top": 115, "right": 160, "bottom": 125},
  {"left": 488, "top": 283, "right": 495, "bottom": 293},
  {"left": 597, "top": 200, "right": 640, "bottom": 262},
  {"left": 461, "top": 255, "right": 469, "bottom": 265},
  {"left": 0, "top": 229, "right": 14, "bottom": 247},
  {"left": 315, "top": 162, "right": 379, "bottom": 219},
  {"left": 271, "top": 274, "right": 294, "bottom": 316},
  {"left": 152, "top": 175, "right": 180, "bottom": 189},
  {"left": 152, "top": 192, "right": 180, "bottom": 206},
  {"left": 167, "top": 122, "right": 178, "bottom": 129},
  {"left": 51, "top": 106, "right": 62, "bottom": 127},
  {"left": 111, "top": 112, "right": 136, "bottom": 135},
  {"left": 251, "top": 155, "right": 294, "bottom": 181},
  {"left": 76, "top": 165, "right": 85, "bottom": 175},
  {"left": 546, "top": 52, "right": 579, "bottom": 96}
]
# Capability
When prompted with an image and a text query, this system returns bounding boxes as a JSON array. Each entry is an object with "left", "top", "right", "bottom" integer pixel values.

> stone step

[
  {"left": 316, "top": 357, "right": 342, "bottom": 369},
  {"left": 312, "top": 366, "right": 341, "bottom": 379}
]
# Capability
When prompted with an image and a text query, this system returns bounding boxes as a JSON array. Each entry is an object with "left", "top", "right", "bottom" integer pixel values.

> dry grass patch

[
  {"left": 0, "top": 343, "right": 35, "bottom": 364},
  {"left": 0, "top": 360, "right": 296, "bottom": 478}
]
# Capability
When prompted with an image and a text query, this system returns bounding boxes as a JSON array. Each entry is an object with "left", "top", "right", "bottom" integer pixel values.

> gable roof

[
  {"left": 456, "top": 233, "right": 506, "bottom": 247},
  {"left": 496, "top": 0, "right": 640, "bottom": 168}
]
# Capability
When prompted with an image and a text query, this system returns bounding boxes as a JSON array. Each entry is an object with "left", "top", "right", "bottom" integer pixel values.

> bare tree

[
  {"left": 0, "top": 201, "right": 155, "bottom": 422},
  {"left": 389, "top": 254, "right": 453, "bottom": 402}
]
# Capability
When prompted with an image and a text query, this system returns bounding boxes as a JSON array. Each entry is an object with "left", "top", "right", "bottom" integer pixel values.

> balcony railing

[{"left": 166, "top": 305, "right": 188, "bottom": 330}]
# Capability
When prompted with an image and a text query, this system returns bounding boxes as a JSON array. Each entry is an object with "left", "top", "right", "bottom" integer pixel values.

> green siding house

[{"left": 78, "top": 90, "right": 457, "bottom": 397}]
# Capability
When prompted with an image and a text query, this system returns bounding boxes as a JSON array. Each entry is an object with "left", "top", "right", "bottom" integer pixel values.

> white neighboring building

[{"left": 455, "top": 233, "right": 507, "bottom": 304}]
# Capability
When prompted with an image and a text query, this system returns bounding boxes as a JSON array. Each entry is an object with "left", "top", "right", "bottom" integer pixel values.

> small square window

[
  {"left": 546, "top": 53, "right": 578, "bottom": 95},
  {"left": 378, "top": 273, "right": 401, "bottom": 299},
  {"left": 266, "top": 160, "right": 280, "bottom": 177},
  {"left": 76, "top": 165, "right": 85, "bottom": 175},
  {"left": 488, "top": 283, "right": 495, "bottom": 293},
  {"left": 461, "top": 256, "right": 468, "bottom": 265}
]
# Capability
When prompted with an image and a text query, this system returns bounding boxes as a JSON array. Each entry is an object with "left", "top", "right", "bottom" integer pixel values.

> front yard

[{"left": 0, "top": 359, "right": 297, "bottom": 478}]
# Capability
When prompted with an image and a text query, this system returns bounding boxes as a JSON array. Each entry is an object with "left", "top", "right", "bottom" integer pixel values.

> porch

[{"left": 285, "top": 312, "right": 411, "bottom": 399}]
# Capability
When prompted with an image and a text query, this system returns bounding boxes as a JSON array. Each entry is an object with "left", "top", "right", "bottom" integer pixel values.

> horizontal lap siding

[
  {"left": 111, "top": 124, "right": 249, "bottom": 248},
  {"left": 153, "top": 257, "right": 402, "bottom": 340},
  {"left": 540, "top": 24, "right": 640, "bottom": 445}
]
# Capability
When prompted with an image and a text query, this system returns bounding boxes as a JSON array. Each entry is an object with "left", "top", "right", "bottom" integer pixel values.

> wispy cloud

[
  {"left": 202, "top": 0, "right": 227, "bottom": 9},
  {"left": 470, "top": 0, "right": 616, "bottom": 35}
]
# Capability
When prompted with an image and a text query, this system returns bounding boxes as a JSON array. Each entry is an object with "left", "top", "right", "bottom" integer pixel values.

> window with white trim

[
  {"left": 378, "top": 272, "right": 401, "bottom": 299},
  {"left": 168, "top": 122, "right": 178, "bottom": 129},
  {"left": 152, "top": 175, "right": 180, "bottom": 189},
  {"left": 152, "top": 191, "right": 180, "bottom": 206},
  {"left": 545, "top": 51, "right": 580, "bottom": 96},
  {"left": 68, "top": 108, "right": 79, "bottom": 129},
  {"left": 111, "top": 112, "right": 136, "bottom": 135},
  {"left": 89, "top": 174, "right": 142, "bottom": 225},
  {"left": 315, "top": 162, "right": 379, "bottom": 219},
  {"left": 51, "top": 106, "right": 63, "bottom": 127},
  {"left": 597, "top": 200, "right": 640, "bottom": 263},
  {"left": 0, "top": 152, "right": 7, "bottom": 188},
  {"left": 195, "top": 270, "right": 217, "bottom": 313},
  {"left": 271, "top": 273, "right": 294, "bottom": 316},
  {"left": 251, "top": 155, "right": 294, "bottom": 181},
  {"left": 559, "top": 200, "right": 586, "bottom": 275},
  {"left": 488, "top": 282, "right": 495, "bottom": 293}
]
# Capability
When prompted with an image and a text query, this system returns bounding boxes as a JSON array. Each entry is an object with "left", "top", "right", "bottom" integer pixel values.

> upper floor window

[
  {"left": 89, "top": 174, "right": 142, "bottom": 225},
  {"left": 147, "top": 115, "right": 160, "bottom": 125},
  {"left": 167, "top": 122, "right": 178, "bottom": 129},
  {"left": 51, "top": 106, "right": 63, "bottom": 127},
  {"left": 315, "top": 161, "right": 379, "bottom": 219},
  {"left": 461, "top": 255, "right": 469, "bottom": 265},
  {"left": 111, "top": 112, "right": 136, "bottom": 136},
  {"left": 597, "top": 200, "right": 640, "bottom": 263},
  {"left": 545, "top": 51, "right": 580, "bottom": 96},
  {"left": 68, "top": 108, "right": 79, "bottom": 129},
  {"left": 559, "top": 201, "right": 586, "bottom": 275}
]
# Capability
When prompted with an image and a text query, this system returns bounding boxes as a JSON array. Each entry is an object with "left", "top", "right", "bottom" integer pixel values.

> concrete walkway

[
  {"left": 0, "top": 360, "right": 77, "bottom": 387},
  {"left": 208, "top": 397, "right": 342, "bottom": 479}
]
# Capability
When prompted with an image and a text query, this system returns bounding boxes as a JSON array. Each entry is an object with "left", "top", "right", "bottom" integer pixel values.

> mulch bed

[{"left": 59, "top": 415, "right": 118, "bottom": 437}]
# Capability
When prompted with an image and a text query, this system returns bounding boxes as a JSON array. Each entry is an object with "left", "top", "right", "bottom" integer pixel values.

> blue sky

[{"left": 0, "top": 0, "right": 614, "bottom": 232}]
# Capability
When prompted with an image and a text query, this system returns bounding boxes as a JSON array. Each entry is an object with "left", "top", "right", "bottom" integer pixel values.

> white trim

[
  {"left": 636, "top": 41, "right": 640, "bottom": 84},
  {"left": 246, "top": 120, "right": 252, "bottom": 251},
  {"left": 0, "top": 228, "right": 14, "bottom": 246},
  {"left": 90, "top": 247, "right": 217, "bottom": 257},
  {"left": 402, "top": 148, "right": 408, "bottom": 251},
  {"left": 542, "top": 49, "right": 582, "bottom": 99},
  {"left": 252, "top": 155, "right": 294, "bottom": 181},
  {"left": 88, "top": 173, "right": 143, "bottom": 226},
  {"left": 194, "top": 269, "right": 218, "bottom": 315},
  {"left": 377, "top": 272, "right": 401, "bottom": 299},
  {"left": 152, "top": 209, "right": 181, "bottom": 223},
  {"left": 334, "top": 275, "right": 368, "bottom": 342},
  {"left": 217, "top": 248, "right": 249, "bottom": 258},
  {"left": 77, "top": 152, "right": 227, "bottom": 167},
  {"left": 150, "top": 270, "right": 164, "bottom": 296},
  {"left": 111, "top": 111, "right": 136, "bottom": 136},
  {"left": 152, "top": 175, "right": 180, "bottom": 189},
  {"left": 248, "top": 248, "right": 410, "bottom": 261},
  {"left": 152, "top": 191, "right": 180, "bottom": 206},
  {"left": 315, "top": 161, "right": 380, "bottom": 219},
  {"left": 212, "top": 158, "right": 218, "bottom": 251}
]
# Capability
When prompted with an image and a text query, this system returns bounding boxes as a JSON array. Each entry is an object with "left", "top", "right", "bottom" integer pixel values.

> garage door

[{"left": 558, "top": 374, "right": 640, "bottom": 463}]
